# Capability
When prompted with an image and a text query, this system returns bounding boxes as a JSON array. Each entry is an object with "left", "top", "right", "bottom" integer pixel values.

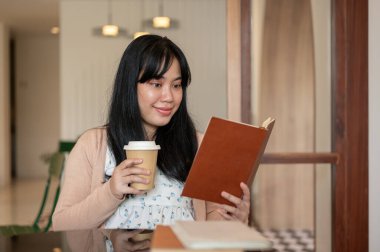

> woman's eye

[
  {"left": 149, "top": 82, "right": 161, "bottom": 88},
  {"left": 173, "top": 83, "right": 182, "bottom": 89}
]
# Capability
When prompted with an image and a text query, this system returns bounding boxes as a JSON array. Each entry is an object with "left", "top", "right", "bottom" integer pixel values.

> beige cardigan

[{"left": 53, "top": 128, "right": 221, "bottom": 231}]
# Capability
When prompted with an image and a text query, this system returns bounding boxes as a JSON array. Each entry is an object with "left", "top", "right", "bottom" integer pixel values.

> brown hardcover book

[{"left": 181, "top": 117, "right": 275, "bottom": 205}]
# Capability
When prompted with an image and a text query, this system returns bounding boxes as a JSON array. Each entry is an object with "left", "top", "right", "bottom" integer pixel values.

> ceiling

[{"left": 0, "top": 0, "right": 59, "bottom": 36}]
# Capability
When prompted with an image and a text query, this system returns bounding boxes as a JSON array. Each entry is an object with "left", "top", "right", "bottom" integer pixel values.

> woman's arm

[
  {"left": 53, "top": 131, "right": 151, "bottom": 231},
  {"left": 52, "top": 132, "right": 124, "bottom": 231}
]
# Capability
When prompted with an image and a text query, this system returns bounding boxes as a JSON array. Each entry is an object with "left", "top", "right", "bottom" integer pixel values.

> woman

[{"left": 53, "top": 35, "right": 250, "bottom": 231}]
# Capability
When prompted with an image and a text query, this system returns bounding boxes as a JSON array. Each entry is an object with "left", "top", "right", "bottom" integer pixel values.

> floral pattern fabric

[{"left": 104, "top": 147, "right": 195, "bottom": 230}]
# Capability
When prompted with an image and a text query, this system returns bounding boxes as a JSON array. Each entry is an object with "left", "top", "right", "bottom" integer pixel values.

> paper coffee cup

[{"left": 124, "top": 141, "right": 160, "bottom": 190}]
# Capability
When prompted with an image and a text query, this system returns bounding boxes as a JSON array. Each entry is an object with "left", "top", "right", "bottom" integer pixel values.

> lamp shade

[
  {"left": 50, "top": 26, "right": 60, "bottom": 35},
  {"left": 152, "top": 16, "right": 171, "bottom": 29},
  {"left": 102, "top": 25, "right": 119, "bottom": 36}
]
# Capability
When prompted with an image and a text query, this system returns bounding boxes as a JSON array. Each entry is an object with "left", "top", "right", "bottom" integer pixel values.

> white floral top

[{"left": 103, "top": 147, "right": 195, "bottom": 230}]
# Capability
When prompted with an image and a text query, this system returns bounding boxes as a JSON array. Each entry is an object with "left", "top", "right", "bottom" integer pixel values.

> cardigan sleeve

[{"left": 52, "top": 130, "right": 124, "bottom": 231}]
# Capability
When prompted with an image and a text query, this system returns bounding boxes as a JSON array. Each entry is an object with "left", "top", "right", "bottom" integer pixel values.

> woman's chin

[{"left": 151, "top": 116, "right": 173, "bottom": 127}]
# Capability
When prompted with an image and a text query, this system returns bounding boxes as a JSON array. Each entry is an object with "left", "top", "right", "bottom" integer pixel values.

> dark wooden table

[{"left": 0, "top": 229, "right": 275, "bottom": 252}]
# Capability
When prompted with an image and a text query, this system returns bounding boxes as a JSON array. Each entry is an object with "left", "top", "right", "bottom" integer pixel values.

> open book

[
  {"left": 151, "top": 222, "right": 271, "bottom": 251},
  {"left": 181, "top": 117, "right": 275, "bottom": 205},
  {"left": 170, "top": 221, "right": 272, "bottom": 250}
]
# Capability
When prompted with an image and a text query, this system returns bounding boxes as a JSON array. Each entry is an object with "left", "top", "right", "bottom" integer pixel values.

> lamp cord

[
  {"left": 159, "top": 0, "right": 164, "bottom": 16},
  {"left": 107, "top": 0, "right": 112, "bottom": 24}
]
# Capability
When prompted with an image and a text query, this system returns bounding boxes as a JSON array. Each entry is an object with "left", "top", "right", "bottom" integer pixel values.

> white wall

[
  {"left": 15, "top": 36, "right": 60, "bottom": 178},
  {"left": 60, "top": 0, "right": 227, "bottom": 140},
  {"left": 0, "top": 23, "right": 11, "bottom": 187},
  {"left": 369, "top": 0, "right": 380, "bottom": 251}
]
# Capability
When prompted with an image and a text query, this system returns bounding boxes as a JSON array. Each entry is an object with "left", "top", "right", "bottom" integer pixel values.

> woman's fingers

[
  {"left": 217, "top": 182, "right": 251, "bottom": 224},
  {"left": 119, "top": 167, "right": 150, "bottom": 177},
  {"left": 111, "top": 230, "right": 151, "bottom": 251},
  {"left": 217, "top": 204, "right": 247, "bottom": 223},
  {"left": 221, "top": 191, "right": 242, "bottom": 206},
  {"left": 118, "top": 158, "right": 143, "bottom": 169},
  {"left": 218, "top": 203, "right": 238, "bottom": 215},
  {"left": 216, "top": 202, "right": 244, "bottom": 222},
  {"left": 112, "top": 229, "right": 142, "bottom": 241},
  {"left": 217, "top": 209, "right": 234, "bottom": 220},
  {"left": 220, "top": 183, "right": 250, "bottom": 206},
  {"left": 127, "top": 229, "right": 144, "bottom": 238},
  {"left": 240, "top": 182, "right": 251, "bottom": 202},
  {"left": 121, "top": 187, "right": 146, "bottom": 195},
  {"left": 109, "top": 159, "right": 151, "bottom": 198},
  {"left": 129, "top": 240, "right": 151, "bottom": 251},
  {"left": 125, "top": 174, "right": 149, "bottom": 185}
]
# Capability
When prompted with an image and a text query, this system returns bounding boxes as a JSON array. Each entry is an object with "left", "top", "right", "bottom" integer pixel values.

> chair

[
  {"left": 0, "top": 152, "right": 65, "bottom": 237},
  {"left": 59, "top": 141, "right": 76, "bottom": 153}
]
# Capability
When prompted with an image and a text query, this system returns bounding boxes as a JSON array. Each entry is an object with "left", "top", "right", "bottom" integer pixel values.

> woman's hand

[
  {"left": 110, "top": 229, "right": 151, "bottom": 252},
  {"left": 216, "top": 182, "right": 251, "bottom": 224},
  {"left": 109, "top": 159, "right": 150, "bottom": 199}
]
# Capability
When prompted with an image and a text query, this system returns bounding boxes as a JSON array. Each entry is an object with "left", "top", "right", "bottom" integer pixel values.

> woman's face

[{"left": 137, "top": 58, "right": 183, "bottom": 138}]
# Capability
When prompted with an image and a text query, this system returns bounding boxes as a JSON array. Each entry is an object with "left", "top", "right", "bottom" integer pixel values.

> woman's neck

[
  {"left": 144, "top": 126, "right": 157, "bottom": 141},
  {"left": 146, "top": 133, "right": 155, "bottom": 141}
]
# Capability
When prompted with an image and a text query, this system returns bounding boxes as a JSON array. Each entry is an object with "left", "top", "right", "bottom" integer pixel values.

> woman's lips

[{"left": 155, "top": 107, "right": 172, "bottom": 116}]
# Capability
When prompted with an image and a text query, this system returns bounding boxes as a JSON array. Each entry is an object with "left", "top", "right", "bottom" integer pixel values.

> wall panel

[
  {"left": 60, "top": 0, "right": 227, "bottom": 140},
  {"left": 15, "top": 36, "right": 60, "bottom": 177}
]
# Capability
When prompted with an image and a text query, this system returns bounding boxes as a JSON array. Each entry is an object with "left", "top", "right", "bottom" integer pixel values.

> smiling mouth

[{"left": 155, "top": 107, "right": 173, "bottom": 116}]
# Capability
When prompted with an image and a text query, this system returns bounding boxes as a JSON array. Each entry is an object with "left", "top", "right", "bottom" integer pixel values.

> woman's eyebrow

[{"left": 157, "top": 76, "right": 182, "bottom": 81}]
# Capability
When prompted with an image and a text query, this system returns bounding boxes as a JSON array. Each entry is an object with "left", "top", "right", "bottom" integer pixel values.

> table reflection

[
  {"left": 67, "top": 229, "right": 152, "bottom": 252},
  {"left": 0, "top": 229, "right": 153, "bottom": 252}
]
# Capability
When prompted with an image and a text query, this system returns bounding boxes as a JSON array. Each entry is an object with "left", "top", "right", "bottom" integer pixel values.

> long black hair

[{"left": 107, "top": 35, "right": 198, "bottom": 182}]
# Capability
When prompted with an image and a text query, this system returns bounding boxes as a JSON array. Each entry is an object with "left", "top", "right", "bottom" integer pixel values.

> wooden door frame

[
  {"left": 239, "top": 0, "right": 368, "bottom": 251},
  {"left": 332, "top": 0, "right": 368, "bottom": 251}
]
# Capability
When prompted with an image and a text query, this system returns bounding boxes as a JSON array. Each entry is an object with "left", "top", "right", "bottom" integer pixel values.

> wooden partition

[
  {"left": 332, "top": 0, "right": 368, "bottom": 251},
  {"left": 236, "top": 0, "right": 368, "bottom": 250},
  {"left": 252, "top": 0, "right": 316, "bottom": 230}
]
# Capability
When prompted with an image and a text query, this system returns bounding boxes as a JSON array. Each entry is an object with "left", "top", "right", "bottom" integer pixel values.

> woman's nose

[{"left": 161, "top": 85, "right": 173, "bottom": 102}]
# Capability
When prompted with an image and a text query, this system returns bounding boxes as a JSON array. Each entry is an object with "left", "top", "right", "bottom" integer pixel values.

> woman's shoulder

[
  {"left": 78, "top": 126, "right": 106, "bottom": 141},
  {"left": 75, "top": 126, "right": 108, "bottom": 151},
  {"left": 80, "top": 126, "right": 107, "bottom": 137}
]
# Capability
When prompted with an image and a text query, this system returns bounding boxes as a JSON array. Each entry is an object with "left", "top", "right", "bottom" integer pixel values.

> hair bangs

[{"left": 138, "top": 47, "right": 174, "bottom": 83}]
